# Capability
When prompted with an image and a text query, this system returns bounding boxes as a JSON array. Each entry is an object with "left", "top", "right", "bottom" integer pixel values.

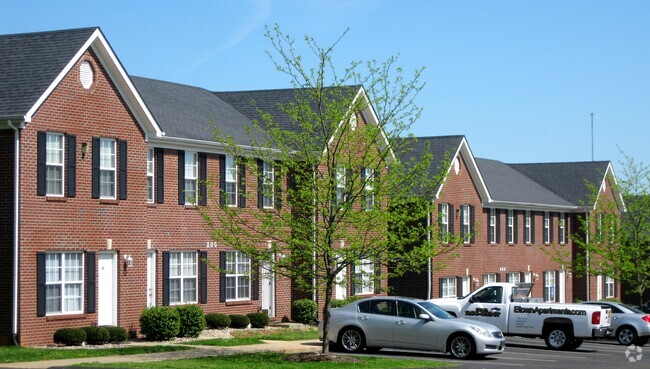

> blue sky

[{"left": 2, "top": 0, "right": 649, "bottom": 174}]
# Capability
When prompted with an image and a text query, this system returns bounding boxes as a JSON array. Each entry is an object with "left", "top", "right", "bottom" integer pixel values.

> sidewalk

[{"left": 0, "top": 340, "right": 323, "bottom": 369}]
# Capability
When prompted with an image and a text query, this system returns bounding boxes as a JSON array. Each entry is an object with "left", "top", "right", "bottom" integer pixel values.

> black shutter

[
  {"left": 155, "top": 148, "right": 165, "bottom": 204},
  {"left": 438, "top": 278, "right": 443, "bottom": 298},
  {"left": 219, "top": 155, "right": 226, "bottom": 206},
  {"left": 456, "top": 277, "right": 463, "bottom": 297},
  {"left": 275, "top": 162, "right": 282, "bottom": 210},
  {"left": 67, "top": 134, "right": 76, "bottom": 197},
  {"left": 374, "top": 259, "right": 381, "bottom": 294},
  {"left": 178, "top": 150, "right": 185, "bottom": 205},
  {"left": 486, "top": 210, "right": 491, "bottom": 243},
  {"left": 449, "top": 205, "right": 454, "bottom": 235},
  {"left": 91, "top": 137, "right": 100, "bottom": 198},
  {"left": 514, "top": 210, "right": 519, "bottom": 244},
  {"left": 496, "top": 209, "right": 501, "bottom": 244},
  {"left": 257, "top": 160, "right": 264, "bottom": 209},
  {"left": 555, "top": 270, "right": 560, "bottom": 301},
  {"left": 496, "top": 273, "right": 501, "bottom": 282},
  {"left": 119, "top": 140, "right": 127, "bottom": 200},
  {"left": 460, "top": 206, "right": 466, "bottom": 240},
  {"left": 86, "top": 252, "right": 96, "bottom": 313},
  {"left": 350, "top": 263, "right": 357, "bottom": 296},
  {"left": 531, "top": 211, "right": 536, "bottom": 244},
  {"left": 162, "top": 251, "right": 170, "bottom": 306},
  {"left": 37, "top": 252, "right": 46, "bottom": 317},
  {"left": 199, "top": 153, "right": 207, "bottom": 206},
  {"left": 373, "top": 169, "right": 380, "bottom": 210},
  {"left": 200, "top": 251, "right": 207, "bottom": 304},
  {"left": 238, "top": 163, "right": 246, "bottom": 208},
  {"left": 37, "top": 132, "right": 47, "bottom": 196},
  {"left": 251, "top": 259, "right": 259, "bottom": 300},
  {"left": 219, "top": 251, "right": 226, "bottom": 302},
  {"left": 549, "top": 213, "right": 555, "bottom": 244},
  {"left": 470, "top": 205, "right": 476, "bottom": 243},
  {"left": 361, "top": 168, "right": 367, "bottom": 209}
]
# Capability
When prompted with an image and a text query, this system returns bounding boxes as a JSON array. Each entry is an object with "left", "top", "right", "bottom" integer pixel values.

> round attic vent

[
  {"left": 453, "top": 157, "right": 460, "bottom": 174},
  {"left": 80, "top": 61, "right": 94, "bottom": 89}
]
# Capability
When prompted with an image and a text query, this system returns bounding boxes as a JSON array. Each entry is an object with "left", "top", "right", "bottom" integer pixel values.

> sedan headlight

[{"left": 470, "top": 325, "right": 493, "bottom": 338}]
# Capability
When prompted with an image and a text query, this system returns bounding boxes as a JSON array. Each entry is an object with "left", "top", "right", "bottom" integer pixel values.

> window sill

[
  {"left": 46, "top": 313, "right": 85, "bottom": 321},
  {"left": 100, "top": 199, "right": 119, "bottom": 205},
  {"left": 146, "top": 203, "right": 157, "bottom": 208},
  {"left": 46, "top": 196, "right": 67, "bottom": 202},
  {"left": 225, "top": 300, "right": 252, "bottom": 307},
  {"left": 184, "top": 204, "right": 197, "bottom": 209}
]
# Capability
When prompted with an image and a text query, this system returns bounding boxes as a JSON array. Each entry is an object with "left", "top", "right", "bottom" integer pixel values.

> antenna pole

[{"left": 590, "top": 113, "right": 594, "bottom": 161}]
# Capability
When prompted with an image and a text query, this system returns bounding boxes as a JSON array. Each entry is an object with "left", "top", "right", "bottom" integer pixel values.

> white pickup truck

[{"left": 430, "top": 283, "right": 612, "bottom": 350}]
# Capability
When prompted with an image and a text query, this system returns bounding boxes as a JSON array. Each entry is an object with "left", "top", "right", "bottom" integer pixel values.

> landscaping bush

[
  {"left": 103, "top": 325, "right": 128, "bottom": 343},
  {"left": 53, "top": 328, "right": 87, "bottom": 346},
  {"left": 205, "top": 313, "right": 231, "bottom": 329},
  {"left": 228, "top": 314, "right": 250, "bottom": 329},
  {"left": 175, "top": 305, "right": 206, "bottom": 338},
  {"left": 292, "top": 299, "right": 317, "bottom": 324},
  {"left": 331, "top": 295, "right": 364, "bottom": 308},
  {"left": 139, "top": 306, "right": 180, "bottom": 341},
  {"left": 81, "top": 326, "right": 110, "bottom": 345},
  {"left": 246, "top": 312, "right": 270, "bottom": 328}
]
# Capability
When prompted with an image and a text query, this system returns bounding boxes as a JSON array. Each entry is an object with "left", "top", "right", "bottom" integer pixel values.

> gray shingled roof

[
  {"left": 132, "top": 76, "right": 266, "bottom": 146},
  {"left": 476, "top": 158, "right": 574, "bottom": 207},
  {"left": 508, "top": 161, "right": 610, "bottom": 207},
  {"left": 0, "top": 27, "right": 97, "bottom": 118}
]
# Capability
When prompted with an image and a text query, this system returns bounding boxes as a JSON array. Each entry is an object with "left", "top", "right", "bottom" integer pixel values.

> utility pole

[{"left": 591, "top": 113, "right": 594, "bottom": 161}]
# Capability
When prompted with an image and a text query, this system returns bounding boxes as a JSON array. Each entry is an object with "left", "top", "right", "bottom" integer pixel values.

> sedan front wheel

[
  {"left": 449, "top": 333, "right": 476, "bottom": 359},
  {"left": 339, "top": 327, "right": 365, "bottom": 353}
]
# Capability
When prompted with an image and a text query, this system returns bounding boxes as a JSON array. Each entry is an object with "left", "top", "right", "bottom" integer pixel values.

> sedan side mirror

[
  {"left": 418, "top": 313, "right": 431, "bottom": 321},
  {"left": 469, "top": 296, "right": 475, "bottom": 303}
]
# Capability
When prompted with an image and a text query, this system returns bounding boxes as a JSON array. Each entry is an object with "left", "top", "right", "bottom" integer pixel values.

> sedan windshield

[{"left": 417, "top": 301, "right": 455, "bottom": 319}]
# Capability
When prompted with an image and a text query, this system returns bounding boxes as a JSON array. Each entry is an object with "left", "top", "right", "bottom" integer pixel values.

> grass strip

[
  {"left": 185, "top": 337, "right": 264, "bottom": 346},
  {"left": 0, "top": 345, "right": 192, "bottom": 363}
]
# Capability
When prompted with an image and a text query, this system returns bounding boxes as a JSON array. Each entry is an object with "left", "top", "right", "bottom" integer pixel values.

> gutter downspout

[
  {"left": 427, "top": 200, "right": 432, "bottom": 299},
  {"left": 312, "top": 165, "right": 317, "bottom": 302},
  {"left": 585, "top": 212, "right": 590, "bottom": 301},
  {"left": 8, "top": 120, "right": 21, "bottom": 346}
]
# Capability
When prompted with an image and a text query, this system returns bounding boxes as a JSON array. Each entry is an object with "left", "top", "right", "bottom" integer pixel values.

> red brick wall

[{"left": 0, "top": 130, "right": 15, "bottom": 344}]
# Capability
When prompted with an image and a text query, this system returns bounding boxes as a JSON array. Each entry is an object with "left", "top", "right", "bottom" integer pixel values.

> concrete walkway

[{"left": 0, "top": 340, "right": 323, "bottom": 369}]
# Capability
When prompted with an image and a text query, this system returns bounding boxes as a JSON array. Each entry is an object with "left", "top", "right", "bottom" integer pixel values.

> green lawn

[
  {"left": 76, "top": 352, "right": 455, "bottom": 369},
  {"left": 0, "top": 345, "right": 192, "bottom": 363}
]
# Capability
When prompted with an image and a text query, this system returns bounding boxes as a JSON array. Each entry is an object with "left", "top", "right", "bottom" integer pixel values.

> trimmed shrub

[
  {"left": 331, "top": 295, "right": 364, "bottom": 308},
  {"left": 175, "top": 305, "right": 206, "bottom": 338},
  {"left": 104, "top": 325, "right": 128, "bottom": 343},
  {"left": 205, "top": 313, "right": 231, "bottom": 329},
  {"left": 53, "top": 328, "right": 86, "bottom": 346},
  {"left": 246, "top": 312, "right": 270, "bottom": 328},
  {"left": 228, "top": 314, "right": 250, "bottom": 329},
  {"left": 139, "top": 306, "right": 180, "bottom": 341},
  {"left": 292, "top": 299, "right": 317, "bottom": 324},
  {"left": 81, "top": 326, "right": 110, "bottom": 345}
]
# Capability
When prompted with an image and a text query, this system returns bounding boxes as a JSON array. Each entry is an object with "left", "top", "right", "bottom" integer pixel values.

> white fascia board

[
  {"left": 593, "top": 162, "right": 627, "bottom": 212},
  {"left": 434, "top": 137, "right": 492, "bottom": 203},
  {"left": 148, "top": 136, "right": 287, "bottom": 158}
]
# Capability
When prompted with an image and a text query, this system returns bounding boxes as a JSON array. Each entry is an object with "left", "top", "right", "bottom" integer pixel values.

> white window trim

[
  {"left": 543, "top": 211, "right": 550, "bottom": 244},
  {"left": 363, "top": 167, "right": 374, "bottom": 211},
  {"left": 483, "top": 273, "right": 497, "bottom": 285},
  {"left": 605, "top": 276, "right": 615, "bottom": 298},
  {"left": 558, "top": 212, "right": 566, "bottom": 244},
  {"left": 225, "top": 251, "right": 251, "bottom": 301},
  {"left": 524, "top": 210, "right": 531, "bottom": 244},
  {"left": 225, "top": 155, "right": 238, "bottom": 207},
  {"left": 147, "top": 148, "right": 154, "bottom": 203},
  {"left": 506, "top": 272, "right": 521, "bottom": 284},
  {"left": 507, "top": 210, "right": 514, "bottom": 244},
  {"left": 99, "top": 138, "right": 116, "bottom": 199},
  {"left": 462, "top": 205, "right": 470, "bottom": 244},
  {"left": 543, "top": 270, "right": 556, "bottom": 302},
  {"left": 169, "top": 251, "right": 197, "bottom": 305},
  {"left": 440, "top": 203, "right": 449, "bottom": 242},
  {"left": 441, "top": 277, "right": 457, "bottom": 298},
  {"left": 185, "top": 151, "right": 198, "bottom": 205},
  {"left": 262, "top": 161, "right": 275, "bottom": 209},
  {"left": 336, "top": 166, "right": 346, "bottom": 207},
  {"left": 355, "top": 259, "right": 374, "bottom": 295},
  {"left": 488, "top": 209, "right": 496, "bottom": 244},
  {"left": 45, "top": 252, "right": 84, "bottom": 315},
  {"left": 45, "top": 132, "right": 65, "bottom": 197}
]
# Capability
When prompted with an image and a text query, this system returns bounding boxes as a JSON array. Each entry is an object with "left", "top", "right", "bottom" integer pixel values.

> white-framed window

[
  {"left": 46, "top": 132, "right": 65, "bottom": 196},
  {"left": 506, "top": 272, "right": 521, "bottom": 284},
  {"left": 99, "top": 138, "right": 116, "bottom": 199},
  {"left": 605, "top": 276, "right": 615, "bottom": 298},
  {"left": 543, "top": 270, "right": 556, "bottom": 302},
  {"left": 355, "top": 259, "right": 374, "bottom": 295},
  {"left": 440, "top": 203, "right": 449, "bottom": 242},
  {"left": 507, "top": 210, "right": 514, "bottom": 244},
  {"left": 558, "top": 212, "right": 566, "bottom": 244},
  {"left": 483, "top": 273, "right": 497, "bottom": 285},
  {"left": 460, "top": 276, "right": 471, "bottom": 297},
  {"left": 335, "top": 260, "right": 347, "bottom": 300},
  {"left": 543, "top": 212, "right": 550, "bottom": 244},
  {"left": 524, "top": 271, "right": 532, "bottom": 283},
  {"left": 169, "top": 251, "right": 197, "bottom": 304},
  {"left": 262, "top": 161, "right": 274, "bottom": 209},
  {"left": 184, "top": 152, "right": 198, "bottom": 205},
  {"left": 335, "top": 166, "right": 346, "bottom": 207},
  {"left": 147, "top": 148, "right": 154, "bottom": 203},
  {"left": 524, "top": 210, "right": 531, "bottom": 244},
  {"left": 461, "top": 204, "right": 470, "bottom": 243},
  {"left": 225, "top": 155, "right": 238, "bottom": 206},
  {"left": 488, "top": 209, "right": 497, "bottom": 244},
  {"left": 225, "top": 251, "right": 250, "bottom": 301},
  {"left": 45, "top": 252, "right": 83, "bottom": 315},
  {"left": 363, "top": 167, "right": 374, "bottom": 211},
  {"left": 609, "top": 217, "right": 616, "bottom": 243},
  {"left": 440, "top": 277, "right": 457, "bottom": 298}
]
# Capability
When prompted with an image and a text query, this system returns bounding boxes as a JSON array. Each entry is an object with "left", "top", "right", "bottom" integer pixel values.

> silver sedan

[
  {"left": 318, "top": 296, "right": 505, "bottom": 359},
  {"left": 582, "top": 301, "right": 650, "bottom": 346}
]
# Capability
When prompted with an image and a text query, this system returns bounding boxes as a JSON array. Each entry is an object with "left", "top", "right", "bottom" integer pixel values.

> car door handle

[
  {"left": 395, "top": 320, "right": 405, "bottom": 325},
  {"left": 360, "top": 316, "right": 369, "bottom": 320}
]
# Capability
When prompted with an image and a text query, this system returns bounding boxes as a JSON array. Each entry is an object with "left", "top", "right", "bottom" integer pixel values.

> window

[
  {"left": 524, "top": 271, "right": 532, "bottom": 283},
  {"left": 460, "top": 276, "right": 471, "bottom": 297},
  {"left": 169, "top": 251, "right": 197, "bottom": 304},
  {"left": 354, "top": 259, "right": 374, "bottom": 295},
  {"left": 440, "top": 203, "right": 449, "bottom": 242},
  {"left": 488, "top": 209, "right": 497, "bottom": 244},
  {"left": 543, "top": 270, "right": 556, "bottom": 302},
  {"left": 461, "top": 205, "right": 470, "bottom": 243},
  {"left": 147, "top": 148, "right": 154, "bottom": 203},
  {"left": 45, "top": 132, "right": 65, "bottom": 196},
  {"left": 363, "top": 167, "right": 374, "bottom": 211},
  {"left": 609, "top": 217, "right": 616, "bottom": 243},
  {"left": 100, "top": 138, "right": 116, "bottom": 199},
  {"left": 524, "top": 210, "right": 531, "bottom": 244},
  {"left": 335, "top": 166, "right": 346, "bottom": 207},
  {"left": 543, "top": 212, "right": 550, "bottom": 244},
  {"left": 558, "top": 212, "right": 566, "bottom": 244},
  {"left": 262, "top": 161, "right": 274, "bottom": 208},
  {"left": 473, "top": 286, "right": 503, "bottom": 303},
  {"left": 225, "top": 155, "right": 238, "bottom": 206},
  {"left": 596, "top": 213, "right": 603, "bottom": 243},
  {"left": 225, "top": 251, "right": 250, "bottom": 301},
  {"left": 483, "top": 273, "right": 497, "bottom": 285},
  {"left": 45, "top": 252, "right": 83, "bottom": 314},
  {"left": 605, "top": 276, "right": 615, "bottom": 298},
  {"left": 507, "top": 210, "right": 514, "bottom": 244},
  {"left": 184, "top": 152, "right": 198, "bottom": 205},
  {"left": 506, "top": 272, "right": 521, "bottom": 284},
  {"left": 440, "top": 277, "right": 457, "bottom": 298},
  {"left": 397, "top": 301, "right": 422, "bottom": 319},
  {"left": 359, "top": 299, "right": 394, "bottom": 316}
]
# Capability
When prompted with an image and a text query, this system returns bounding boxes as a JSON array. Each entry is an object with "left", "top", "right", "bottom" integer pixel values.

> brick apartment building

[{"left": 391, "top": 136, "right": 624, "bottom": 304}]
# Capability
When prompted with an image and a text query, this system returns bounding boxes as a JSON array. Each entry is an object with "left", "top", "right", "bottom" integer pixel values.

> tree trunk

[{"left": 321, "top": 278, "right": 334, "bottom": 354}]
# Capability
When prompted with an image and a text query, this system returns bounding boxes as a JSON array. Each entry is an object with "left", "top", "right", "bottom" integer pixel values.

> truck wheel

[
  {"left": 544, "top": 326, "right": 572, "bottom": 350},
  {"left": 568, "top": 338, "right": 583, "bottom": 349},
  {"left": 449, "top": 333, "right": 476, "bottom": 359},
  {"left": 616, "top": 326, "right": 638, "bottom": 346}
]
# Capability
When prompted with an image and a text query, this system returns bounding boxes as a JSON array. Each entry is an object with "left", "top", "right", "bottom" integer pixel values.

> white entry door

[
  {"left": 261, "top": 261, "right": 275, "bottom": 317},
  {"left": 146, "top": 251, "right": 156, "bottom": 307},
  {"left": 98, "top": 252, "right": 117, "bottom": 326}
]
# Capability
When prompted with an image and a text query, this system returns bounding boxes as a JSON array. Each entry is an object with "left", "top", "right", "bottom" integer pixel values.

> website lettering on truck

[{"left": 429, "top": 282, "right": 612, "bottom": 351}]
